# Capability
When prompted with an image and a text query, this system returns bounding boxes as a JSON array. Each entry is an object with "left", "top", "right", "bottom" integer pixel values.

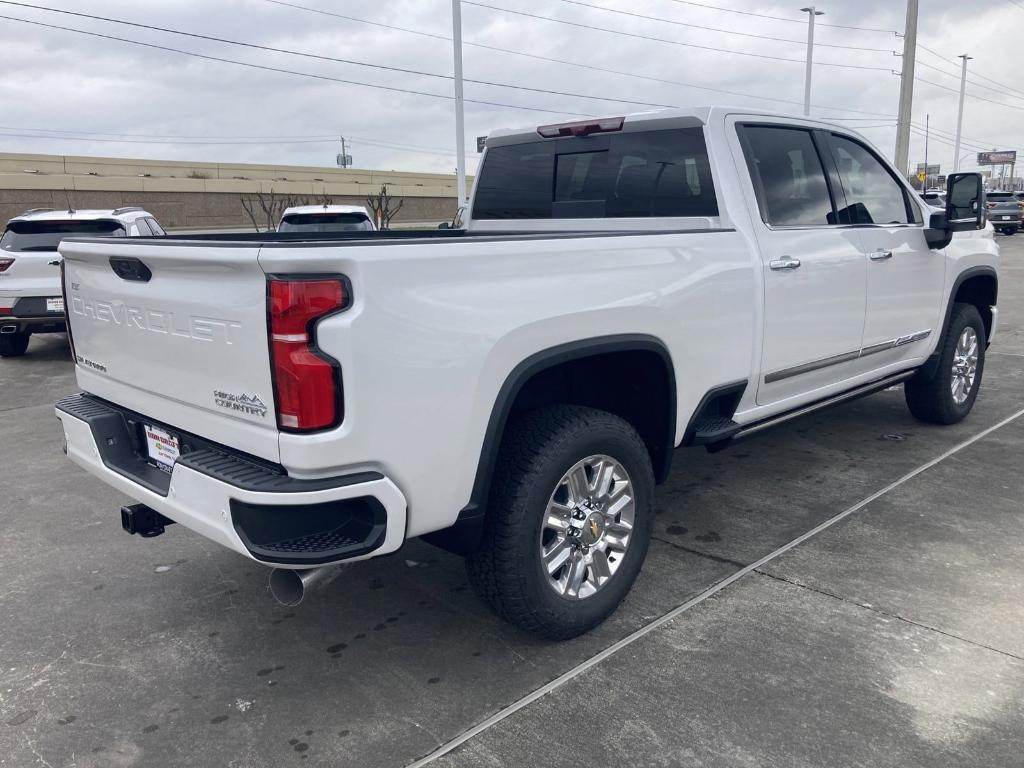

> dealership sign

[{"left": 977, "top": 150, "right": 1017, "bottom": 165}]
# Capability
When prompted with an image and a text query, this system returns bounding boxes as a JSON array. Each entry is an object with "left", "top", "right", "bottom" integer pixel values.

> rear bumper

[
  {"left": 0, "top": 295, "right": 66, "bottom": 333},
  {"left": 55, "top": 393, "right": 407, "bottom": 567}
]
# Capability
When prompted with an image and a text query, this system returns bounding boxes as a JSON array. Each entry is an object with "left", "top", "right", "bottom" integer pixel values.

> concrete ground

[{"left": 1, "top": 236, "right": 1022, "bottom": 768}]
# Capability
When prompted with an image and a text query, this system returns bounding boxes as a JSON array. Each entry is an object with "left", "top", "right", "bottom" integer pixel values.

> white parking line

[{"left": 407, "top": 406, "right": 1024, "bottom": 767}]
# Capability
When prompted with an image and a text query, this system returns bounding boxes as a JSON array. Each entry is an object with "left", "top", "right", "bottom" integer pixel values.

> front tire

[
  {"left": 0, "top": 331, "right": 30, "bottom": 357},
  {"left": 466, "top": 405, "right": 655, "bottom": 640},
  {"left": 905, "top": 303, "right": 986, "bottom": 424}
]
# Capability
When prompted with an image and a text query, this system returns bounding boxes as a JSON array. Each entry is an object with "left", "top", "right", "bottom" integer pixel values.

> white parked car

[
  {"left": 0, "top": 207, "right": 164, "bottom": 357},
  {"left": 277, "top": 204, "right": 376, "bottom": 233},
  {"left": 54, "top": 107, "right": 997, "bottom": 639}
]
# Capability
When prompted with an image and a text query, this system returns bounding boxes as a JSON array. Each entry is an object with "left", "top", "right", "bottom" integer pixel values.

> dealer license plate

[
  {"left": 46, "top": 297, "right": 64, "bottom": 312},
  {"left": 144, "top": 424, "right": 180, "bottom": 473}
]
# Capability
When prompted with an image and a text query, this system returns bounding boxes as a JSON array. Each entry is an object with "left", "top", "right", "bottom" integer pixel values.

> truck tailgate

[{"left": 60, "top": 239, "right": 280, "bottom": 463}]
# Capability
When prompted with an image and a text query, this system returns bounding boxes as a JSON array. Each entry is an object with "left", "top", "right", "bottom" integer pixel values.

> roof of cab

[{"left": 482, "top": 106, "right": 867, "bottom": 148}]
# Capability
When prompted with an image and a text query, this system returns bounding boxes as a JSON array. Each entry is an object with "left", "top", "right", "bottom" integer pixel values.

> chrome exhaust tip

[
  {"left": 268, "top": 566, "right": 343, "bottom": 606},
  {"left": 0, "top": 325, "right": 18, "bottom": 334}
]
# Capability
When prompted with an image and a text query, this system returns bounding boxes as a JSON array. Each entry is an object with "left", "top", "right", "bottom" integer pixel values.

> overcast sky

[{"left": 0, "top": 0, "right": 1021, "bottom": 176}]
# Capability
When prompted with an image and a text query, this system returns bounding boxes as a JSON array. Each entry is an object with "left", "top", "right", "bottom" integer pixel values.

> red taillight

[
  {"left": 537, "top": 116, "right": 624, "bottom": 138},
  {"left": 268, "top": 277, "right": 348, "bottom": 432},
  {"left": 0, "top": 257, "right": 14, "bottom": 272}
]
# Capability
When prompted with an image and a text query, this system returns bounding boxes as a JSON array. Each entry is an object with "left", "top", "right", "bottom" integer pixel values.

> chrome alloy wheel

[
  {"left": 539, "top": 454, "right": 635, "bottom": 600},
  {"left": 951, "top": 327, "right": 979, "bottom": 405}
]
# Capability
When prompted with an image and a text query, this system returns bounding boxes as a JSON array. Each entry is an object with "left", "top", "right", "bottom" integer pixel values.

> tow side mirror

[
  {"left": 926, "top": 172, "right": 985, "bottom": 249},
  {"left": 946, "top": 172, "right": 985, "bottom": 232}
]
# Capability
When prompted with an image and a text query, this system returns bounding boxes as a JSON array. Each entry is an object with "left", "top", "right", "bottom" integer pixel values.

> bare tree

[
  {"left": 365, "top": 184, "right": 404, "bottom": 230},
  {"left": 239, "top": 189, "right": 307, "bottom": 232}
]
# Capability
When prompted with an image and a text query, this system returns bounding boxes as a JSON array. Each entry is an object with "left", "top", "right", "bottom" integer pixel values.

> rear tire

[
  {"left": 905, "top": 303, "right": 986, "bottom": 425},
  {"left": 466, "top": 405, "right": 655, "bottom": 640},
  {"left": 0, "top": 331, "right": 30, "bottom": 357}
]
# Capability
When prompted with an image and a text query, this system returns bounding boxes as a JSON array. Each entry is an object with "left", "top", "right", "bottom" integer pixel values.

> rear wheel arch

[{"left": 424, "top": 334, "right": 676, "bottom": 555}]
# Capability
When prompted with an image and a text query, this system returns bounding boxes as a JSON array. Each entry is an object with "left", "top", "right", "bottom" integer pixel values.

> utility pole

[
  {"left": 800, "top": 7, "right": 824, "bottom": 116},
  {"left": 952, "top": 53, "right": 972, "bottom": 172},
  {"left": 893, "top": 0, "right": 919, "bottom": 177},
  {"left": 452, "top": 0, "right": 467, "bottom": 205}
]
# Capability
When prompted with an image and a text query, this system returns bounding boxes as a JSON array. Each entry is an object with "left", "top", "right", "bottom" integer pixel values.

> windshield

[
  {"left": 1, "top": 219, "right": 126, "bottom": 252},
  {"left": 278, "top": 213, "right": 374, "bottom": 232}
]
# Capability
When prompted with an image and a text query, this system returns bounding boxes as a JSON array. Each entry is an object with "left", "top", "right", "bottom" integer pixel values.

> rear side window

[
  {"left": 829, "top": 135, "right": 915, "bottom": 225},
  {"left": 278, "top": 213, "right": 374, "bottom": 232},
  {"left": 472, "top": 128, "right": 719, "bottom": 220},
  {"left": 0, "top": 219, "right": 125, "bottom": 252},
  {"left": 740, "top": 125, "right": 834, "bottom": 227}
]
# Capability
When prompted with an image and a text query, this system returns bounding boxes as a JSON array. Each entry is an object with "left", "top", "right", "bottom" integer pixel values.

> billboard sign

[
  {"left": 916, "top": 163, "right": 941, "bottom": 175},
  {"left": 977, "top": 150, "right": 1016, "bottom": 165}
]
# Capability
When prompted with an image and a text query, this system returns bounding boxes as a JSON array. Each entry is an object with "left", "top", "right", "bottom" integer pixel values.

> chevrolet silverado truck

[{"left": 54, "top": 108, "right": 998, "bottom": 639}]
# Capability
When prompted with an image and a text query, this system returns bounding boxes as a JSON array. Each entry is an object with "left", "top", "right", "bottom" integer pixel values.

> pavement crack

[
  {"left": 754, "top": 569, "right": 1024, "bottom": 663},
  {"left": 651, "top": 536, "right": 747, "bottom": 568}
]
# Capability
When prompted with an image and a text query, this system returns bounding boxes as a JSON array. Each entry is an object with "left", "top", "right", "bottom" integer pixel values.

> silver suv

[{"left": 0, "top": 207, "right": 165, "bottom": 357}]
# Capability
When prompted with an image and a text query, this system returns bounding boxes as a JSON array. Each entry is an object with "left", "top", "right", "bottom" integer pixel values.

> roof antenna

[{"left": 63, "top": 187, "right": 74, "bottom": 214}]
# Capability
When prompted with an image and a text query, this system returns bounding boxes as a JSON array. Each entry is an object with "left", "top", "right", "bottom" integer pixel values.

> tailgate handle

[{"left": 109, "top": 257, "right": 152, "bottom": 283}]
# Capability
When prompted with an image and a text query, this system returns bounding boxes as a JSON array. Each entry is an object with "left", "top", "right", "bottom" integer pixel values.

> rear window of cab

[{"left": 473, "top": 127, "right": 719, "bottom": 220}]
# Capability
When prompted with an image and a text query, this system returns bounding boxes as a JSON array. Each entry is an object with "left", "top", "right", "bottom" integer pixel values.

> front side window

[
  {"left": 741, "top": 125, "right": 834, "bottom": 227},
  {"left": 0, "top": 219, "right": 125, "bottom": 252},
  {"left": 830, "top": 135, "right": 914, "bottom": 225},
  {"left": 147, "top": 218, "right": 166, "bottom": 236},
  {"left": 473, "top": 128, "right": 719, "bottom": 220}
]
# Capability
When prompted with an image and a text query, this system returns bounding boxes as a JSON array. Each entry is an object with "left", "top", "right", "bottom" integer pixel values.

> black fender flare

[
  {"left": 921, "top": 265, "right": 998, "bottom": 379},
  {"left": 423, "top": 334, "right": 676, "bottom": 555}
]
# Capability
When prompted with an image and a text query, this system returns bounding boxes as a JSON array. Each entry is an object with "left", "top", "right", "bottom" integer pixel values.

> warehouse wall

[{"left": 0, "top": 152, "right": 468, "bottom": 229}]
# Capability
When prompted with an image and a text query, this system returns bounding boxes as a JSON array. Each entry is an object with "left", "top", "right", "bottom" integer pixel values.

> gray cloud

[{"left": 0, "top": 0, "right": 1019, "bottom": 176}]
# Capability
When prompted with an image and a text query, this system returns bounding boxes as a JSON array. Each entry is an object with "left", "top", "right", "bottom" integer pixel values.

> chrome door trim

[
  {"left": 764, "top": 330, "right": 932, "bottom": 383},
  {"left": 764, "top": 349, "right": 860, "bottom": 383}
]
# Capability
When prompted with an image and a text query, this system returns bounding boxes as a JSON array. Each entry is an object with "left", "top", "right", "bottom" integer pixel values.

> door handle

[
  {"left": 48, "top": 259, "right": 62, "bottom": 266},
  {"left": 868, "top": 250, "right": 893, "bottom": 261},
  {"left": 769, "top": 256, "right": 801, "bottom": 271}
]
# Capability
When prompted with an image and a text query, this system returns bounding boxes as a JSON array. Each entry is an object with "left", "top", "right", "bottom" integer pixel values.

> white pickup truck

[{"left": 55, "top": 107, "right": 998, "bottom": 639}]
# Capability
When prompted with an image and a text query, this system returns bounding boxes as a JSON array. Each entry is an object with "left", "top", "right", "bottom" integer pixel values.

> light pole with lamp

[{"left": 800, "top": 7, "right": 825, "bottom": 116}]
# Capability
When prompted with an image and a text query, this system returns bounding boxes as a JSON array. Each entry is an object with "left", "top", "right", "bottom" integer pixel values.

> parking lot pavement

[{"left": 1, "top": 235, "right": 1022, "bottom": 768}]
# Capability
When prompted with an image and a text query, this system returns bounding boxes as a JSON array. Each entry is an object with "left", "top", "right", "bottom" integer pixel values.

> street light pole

[
  {"left": 452, "top": 0, "right": 467, "bottom": 204},
  {"left": 952, "top": 53, "right": 972, "bottom": 173},
  {"left": 800, "top": 7, "right": 824, "bottom": 116}
]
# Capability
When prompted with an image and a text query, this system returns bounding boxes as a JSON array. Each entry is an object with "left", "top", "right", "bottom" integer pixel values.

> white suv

[
  {"left": 0, "top": 207, "right": 164, "bottom": 357},
  {"left": 277, "top": 204, "right": 376, "bottom": 232}
]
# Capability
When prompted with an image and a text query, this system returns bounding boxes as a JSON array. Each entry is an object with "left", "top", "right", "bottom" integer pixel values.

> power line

[
  {"left": 0, "top": 1, "right": 684, "bottom": 111},
  {"left": 657, "top": 0, "right": 899, "bottom": 33},
  {"left": 261, "top": 0, "right": 901, "bottom": 119},
  {"left": 462, "top": 1, "right": 896, "bottom": 72},
  {"left": 915, "top": 59, "right": 1024, "bottom": 105},
  {"left": 916, "top": 41, "right": 1024, "bottom": 101},
  {"left": 0, "top": 13, "right": 590, "bottom": 117},
  {"left": 553, "top": 0, "right": 895, "bottom": 52},
  {"left": 916, "top": 75, "right": 1024, "bottom": 113},
  {"left": 0, "top": 128, "right": 472, "bottom": 156}
]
